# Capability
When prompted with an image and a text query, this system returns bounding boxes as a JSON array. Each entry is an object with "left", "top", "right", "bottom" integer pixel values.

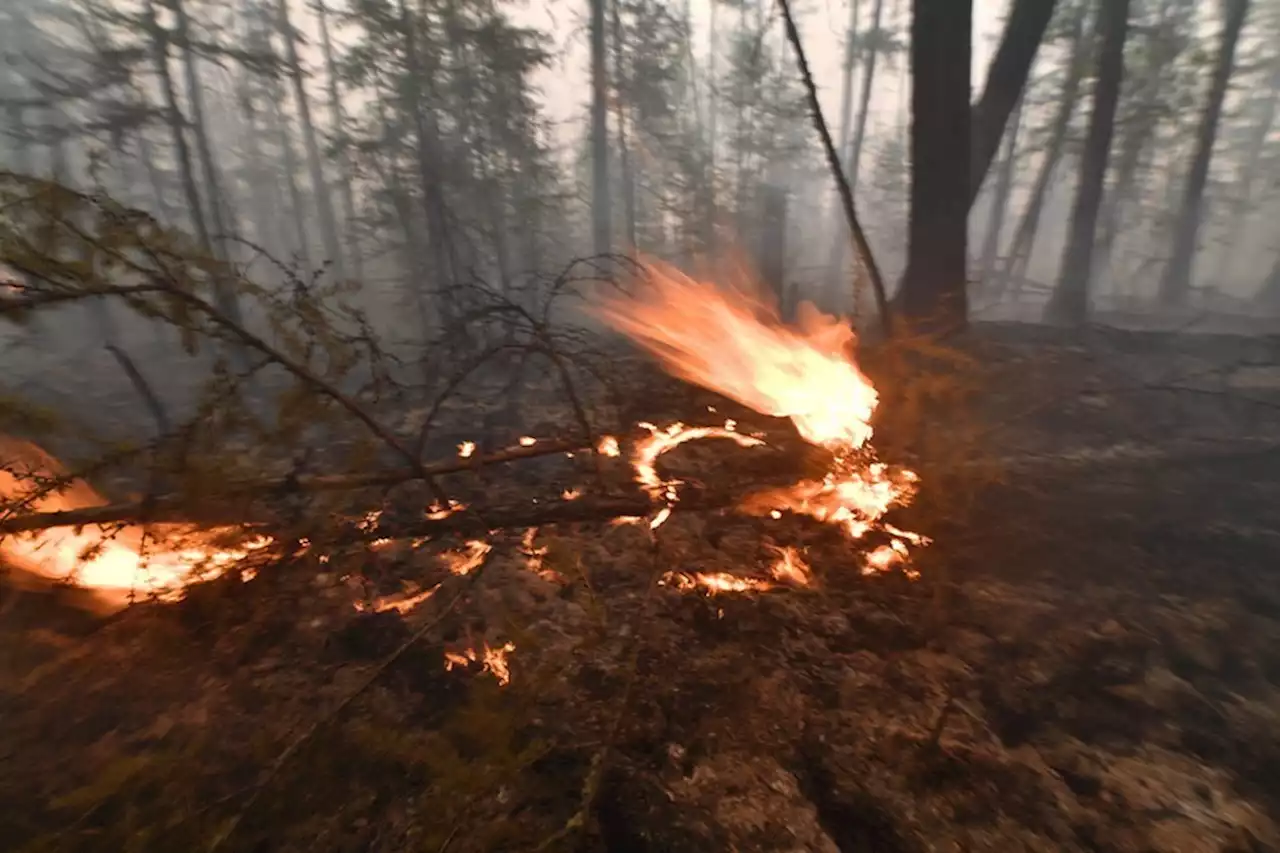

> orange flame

[
  {"left": 445, "top": 641, "right": 515, "bottom": 685},
  {"left": 0, "top": 438, "right": 271, "bottom": 608},
  {"left": 595, "top": 261, "right": 926, "bottom": 577}
]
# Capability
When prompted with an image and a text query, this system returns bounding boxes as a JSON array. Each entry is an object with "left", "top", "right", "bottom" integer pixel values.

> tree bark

[
  {"left": 969, "top": 0, "right": 1057, "bottom": 206},
  {"left": 590, "top": 0, "right": 611, "bottom": 256},
  {"left": 1044, "top": 0, "right": 1129, "bottom": 326},
  {"left": 896, "top": 0, "right": 972, "bottom": 332},
  {"left": 278, "top": 0, "right": 346, "bottom": 281},
  {"left": 1157, "top": 0, "right": 1249, "bottom": 306}
]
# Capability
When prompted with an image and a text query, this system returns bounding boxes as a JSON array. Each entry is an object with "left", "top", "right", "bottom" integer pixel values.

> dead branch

[
  {"left": 778, "top": 0, "right": 892, "bottom": 336},
  {"left": 0, "top": 440, "right": 585, "bottom": 535}
]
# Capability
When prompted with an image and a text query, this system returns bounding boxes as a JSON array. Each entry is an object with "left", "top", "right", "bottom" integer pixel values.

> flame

[
  {"left": 439, "top": 539, "right": 492, "bottom": 575},
  {"left": 445, "top": 641, "right": 515, "bottom": 686},
  {"left": 596, "top": 435, "right": 620, "bottom": 457},
  {"left": 594, "top": 260, "right": 878, "bottom": 448},
  {"left": 458, "top": 441, "right": 476, "bottom": 458},
  {"left": 357, "top": 583, "right": 440, "bottom": 615},
  {"left": 520, "top": 527, "right": 563, "bottom": 583},
  {"left": 767, "top": 545, "right": 813, "bottom": 587},
  {"left": 594, "top": 260, "right": 925, "bottom": 576},
  {"left": 0, "top": 438, "right": 271, "bottom": 608},
  {"left": 518, "top": 436, "right": 537, "bottom": 447},
  {"left": 661, "top": 570, "right": 772, "bottom": 594}
]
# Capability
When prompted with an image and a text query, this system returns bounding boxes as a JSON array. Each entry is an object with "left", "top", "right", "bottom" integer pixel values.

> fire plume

[{"left": 596, "top": 260, "right": 926, "bottom": 575}]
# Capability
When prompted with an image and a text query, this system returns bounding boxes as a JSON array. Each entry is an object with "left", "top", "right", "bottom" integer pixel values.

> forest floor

[{"left": 3, "top": 321, "right": 1280, "bottom": 853}]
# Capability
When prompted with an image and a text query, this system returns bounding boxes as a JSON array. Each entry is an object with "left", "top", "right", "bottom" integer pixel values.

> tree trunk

[
  {"left": 278, "top": 0, "right": 346, "bottom": 281},
  {"left": 590, "top": 0, "right": 611, "bottom": 256},
  {"left": 1092, "top": 4, "right": 1181, "bottom": 290},
  {"left": 263, "top": 66, "right": 313, "bottom": 271},
  {"left": 991, "top": 1, "right": 1089, "bottom": 300},
  {"left": 1157, "top": 0, "right": 1249, "bottom": 306},
  {"left": 611, "top": 0, "right": 637, "bottom": 251},
  {"left": 1044, "top": 0, "right": 1129, "bottom": 326},
  {"left": 969, "top": 0, "right": 1057, "bottom": 206},
  {"left": 145, "top": 0, "right": 212, "bottom": 254},
  {"left": 896, "top": 0, "right": 972, "bottom": 331},
  {"left": 315, "top": 0, "right": 363, "bottom": 282},
  {"left": 172, "top": 0, "right": 230, "bottom": 257},
  {"left": 976, "top": 94, "right": 1022, "bottom": 287},
  {"left": 396, "top": 0, "right": 458, "bottom": 318}
]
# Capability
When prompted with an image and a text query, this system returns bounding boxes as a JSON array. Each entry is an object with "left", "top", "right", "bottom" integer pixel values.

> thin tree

[
  {"left": 976, "top": 93, "right": 1023, "bottom": 286},
  {"left": 991, "top": 1, "right": 1089, "bottom": 300},
  {"left": 1157, "top": 0, "right": 1249, "bottom": 306},
  {"left": 1044, "top": 0, "right": 1129, "bottom": 325},
  {"left": 277, "top": 0, "right": 345, "bottom": 281},
  {"left": 896, "top": 0, "right": 972, "bottom": 331},
  {"left": 590, "top": 0, "right": 611, "bottom": 256},
  {"left": 314, "top": 0, "right": 362, "bottom": 281}
]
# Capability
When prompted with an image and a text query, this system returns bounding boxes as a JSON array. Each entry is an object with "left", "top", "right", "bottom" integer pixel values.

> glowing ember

[
  {"left": 518, "top": 436, "right": 537, "bottom": 447},
  {"left": 440, "top": 539, "right": 492, "bottom": 575},
  {"left": 445, "top": 641, "right": 515, "bottom": 686},
  {"left": 458, "top": 441, "right": 476, "bottom": 458},
  {"left": 0, "top": 438, "right": 272, "bottom": 608},
  {"left": 596, "top": 435, "right": 620, "bottom": 457},
  {"left": 427, "top": 499, "right": 466, "bottom": 520},
  {"left": 767, "top": 545, "right": 813, "bottom": 587},
  {"left": 594, "top": 260, "right": 926, "bottom": 576},
  {"left": 562, "top": 487, "right": 581, "bottom": 501}
]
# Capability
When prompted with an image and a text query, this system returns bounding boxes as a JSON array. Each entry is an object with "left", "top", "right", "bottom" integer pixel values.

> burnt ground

[{"left": 2, "top": 321, "right": 1280, "bottom": 853}]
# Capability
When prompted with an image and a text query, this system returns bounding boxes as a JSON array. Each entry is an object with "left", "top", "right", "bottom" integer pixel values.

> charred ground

[{"left": 3, "top": 321, "right": 1280, "bottom": 853}]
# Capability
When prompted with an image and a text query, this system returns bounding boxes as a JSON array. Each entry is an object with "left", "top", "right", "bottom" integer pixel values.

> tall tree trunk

[
  {"left": 611, "top": 0, "right": 637, "bottom": 251},
  {"left": 700, "top": 0, "right": 717, "bottom": 256},
  {"left": 262, "top": 65, "right": 313, "bottom": 271},
  {"left": 145, "top": 0, "right": 211, "bottom": 252},
  {"left": 237, "top": 78, "right": 285, "bottom": 260},
  {"left": 1157, "top": 0, "right": 1249, "bottom": 306},
  {"left": 172, "top": 0, "right": 230, "bottom": 258},
  {"left": 278, "top": 0, "right": 346, "bottom": 281},
  {"left": 976, "top": 94, "right": 1022, "bottom": 287},
  {"left": 315, "top": 0, "right": 363, "bottom": 282},
  {"left": 590, "top": 0, "right": 611, "bottom": 256},
  {"left": 992, "top": 1, "right": 1088, "bottom": 300},
  {"left": 896, "top": 0, "right": 971, "bottom": 331},
  {"left": 1044, "top": 0, "right": 1129, "bottom": 326},
  {"left": 969, "top": 0, "right": 1057, "bottom": 206}
]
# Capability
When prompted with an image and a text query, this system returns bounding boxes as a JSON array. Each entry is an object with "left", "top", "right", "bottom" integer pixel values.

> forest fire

[
  {"left": 0, "top": 438, "right": 270, "bottom": 608},
  {"left": 595, "top": 259, "right": 926, "bottom": 574}
]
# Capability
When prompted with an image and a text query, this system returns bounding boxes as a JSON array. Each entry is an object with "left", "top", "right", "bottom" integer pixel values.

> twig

[
  {"left": 777, "top": 0, "right": 892, "bottom": 337},
  {"left": 0, "top": 439, "right": 586, "bottom": 535},
  {"left": 207, "top": 565, "right": 488, "bottom": 852}
]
